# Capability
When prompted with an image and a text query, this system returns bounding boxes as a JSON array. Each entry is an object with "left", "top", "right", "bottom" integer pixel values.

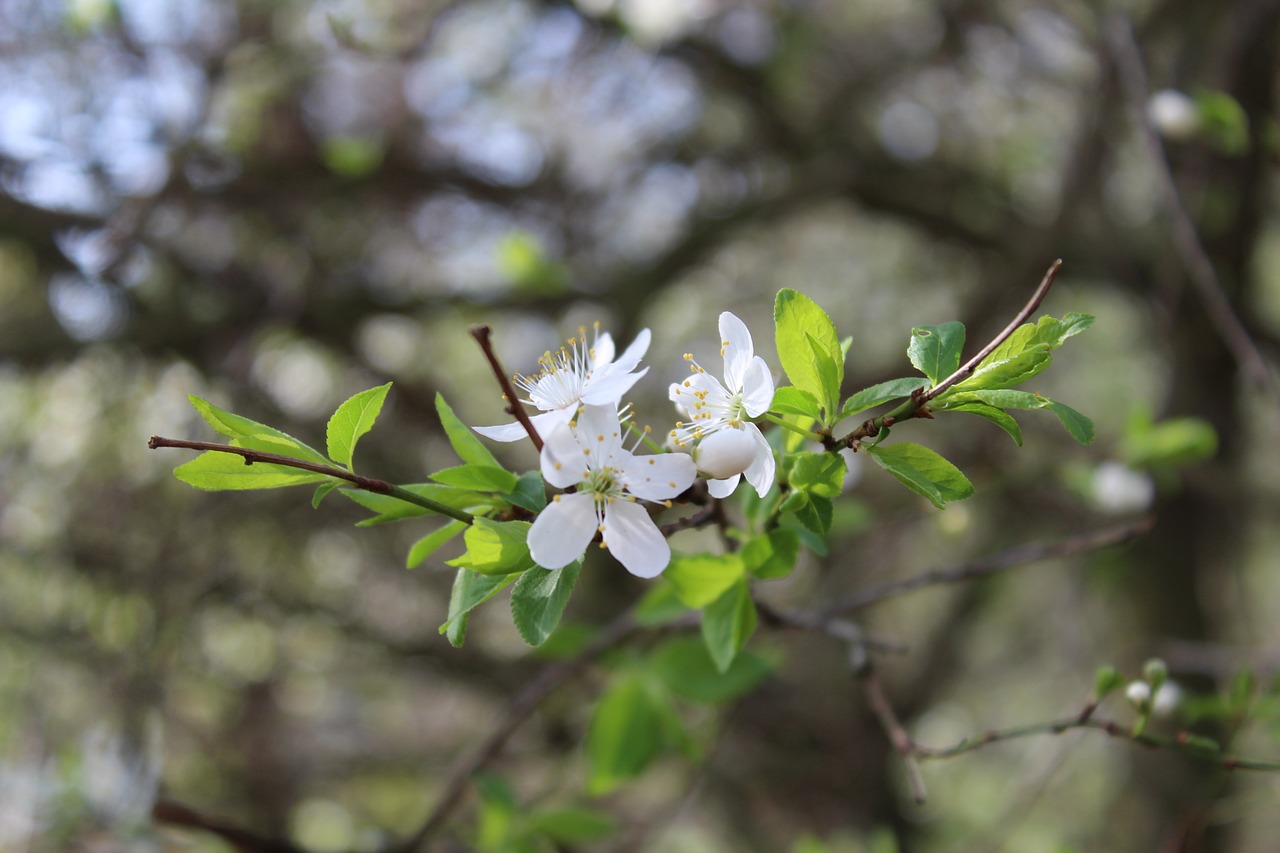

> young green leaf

[
  {"left": 440, "top": 569, "right": 517, "bottom": 647},
  {"left": 650, "top": 636, "right": 773, "bottom": 703},
  {"left": 942, "top": 402, "right": 1023, "bottom": 445},
  {"left": 586, "top": 672, "right": 671, "bottom": 794},
  {"left": 839, "top": 377, "right": 927, "bottom": 421},
  {"left": 407, "top": 520, "right": 467, "bottom": 568},
  {"left": 771, "top": 386, "right": 823, "bottom": 420},
  {"left": 951, "top": 344, "right": 1052, "bottom": 393},
  {"left": 188, "top": 395, "right": 330, "bottom": 464},
  {"left": 436, "top": 393, "right": 504, "bottom": 468},
  {"left": 774, "top": 289, "right": 843, "bottom": 418},
  {"left": 789, "top": 451, "right": 847, "bottom": 497},
  {"left": 510, "top": 560, "right": 582, "bottom": 646},
  {"left": 663, "top": 553, "right": 745, "bottom": 609},
  {"left": 782, "top": 491, "right": 834, "bottom": 536},
  {"left": 344, "top": 484, "right": 494, "bottom": 525},
  {"left": 311, "top": 481, "right": 340, "bottom": 508},
  {"left": 701, "top": 578, "right": 757, "bottom": 673},
  {"left": 1045, "top": 400, "right": 1094, "bottom": 445},
  {"left": 500, "top": 470, "right": 547, "bottom": 513},
  {"left": 326, "top": 382, "right": 391, "bottom": 470},
  {"left": 865, "top": 442, "right": 974, "bottom": 509},
  {"left": 741, "top": 528, "right": 802, "bottom": 580},
  {"left": 529, "top": 808, "right": 616, "bottom": 845},
  {"left": 446, "top": 518, "right": 534, "bottom": 576},
  {"left": 430, "top": 463, "right": 519, "bottom": 493},
  {"left": 907, "top": 322, "right": 966, "bottom": 386},
  {"left": 174, "top": 452, "right": 331, "bottom": 491}
]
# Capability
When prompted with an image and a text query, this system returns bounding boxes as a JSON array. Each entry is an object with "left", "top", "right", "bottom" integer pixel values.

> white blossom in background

[
  {"left": 529, "top": 404, "right": 696, "bottom": 578},
  {"left": 669, "top": 311, "right": 775, "bottom": 497},
  {"left": 475, "top": 325, "right": 651, "bottom": 442},
  {"left": 1147, "top": 89, "right": 1199, "bottom": 140},
  {"left": 1090, "top": 461, "right": 1155, "bottom": 514},
  {"left": 1153, "top": 681, "right": 1182, "bottom": 719}
]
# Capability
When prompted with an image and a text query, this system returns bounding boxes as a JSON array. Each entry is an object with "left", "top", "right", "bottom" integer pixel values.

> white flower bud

[
  {"left": 1152, "top": 681, "right": 1182, "bottom": 719},
  {"left": 1091, "top": 461, "right": 1155, "bottom": 514},
  {"left": 1147, "top": 89, "right": 1199, "bottom": 141},
  {"left": 1125, "top": 680, "right": 1152, "bottom": 709},
  {"left": 693, "top": 428, "right": 758, "bottom": 479}
]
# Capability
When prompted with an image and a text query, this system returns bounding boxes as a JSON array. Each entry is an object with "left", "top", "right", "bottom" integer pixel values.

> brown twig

[
  {"left": 147, "top": 436, "right": 474, "bottom": 523},
  {"left": 859, "top": 663, "right": 929, "bottom": 804},
  {"left": 818, "top": 516, "right": 1156, "bottom": 617},
  {"left": 152, "top": 797, "right": 311, "bottom": 853},
  {"left": 920, "top": 259, "right": 1063, "bottom": 404},
  {"left": 470, "top": 325, "right": 544, "bottom": 452}
]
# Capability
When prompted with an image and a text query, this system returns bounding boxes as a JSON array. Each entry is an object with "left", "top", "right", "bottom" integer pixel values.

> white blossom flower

[
  {"left": 475, "top": 325, "right": 651, "bottom": 442},
  {"left": 669, "top": 312, "right": 775, "bottom": 498},
  {"left": 529, "top": 404, "right": 696, "bottom": 578}
]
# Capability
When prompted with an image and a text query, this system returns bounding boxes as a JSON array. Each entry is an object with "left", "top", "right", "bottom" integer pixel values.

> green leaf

[
  {"left": 1122, "top": 412, "right": 1217, "bottom": 468},
  {"left": 633, "top": 582, "right": 690, "bottom": 627},
  {"left": 774, "top": 289, "right": 843, "bottom": 418},
  {"left": 344, "top": 484, "right": 493, "bottom": 525},
  {"left": 771, "top": 386, "right": 822, "bottom": 420},
  {"left": 440, "top": 569, "right": 516, "bottom": 647},
  {"left": 311, "top": 481, "right": 340, "bottom": 508},
  {"left": 701, "top": 578, "right": 757, "bottom": 673},
  {"left": 839, "top": 377, "right": 927, "bottom": 421},
  {"left": 784, "top": 491, "right": 833, "bottom": 536},
  {"left": 789, "top": 451, "right": 847, "bottom": 497},
  {"left": 406, "top": 520, "right": 467, "bottom": 568},
  {"left": 436, "top": 393, "right": 504, "bottom": 468},
  {"left": 943, "top": 402, "right": 1023, "bottom": 445},
  {"left": 741, "top": 528, "right": 802, "bottom": 580},
  {"left": 510, "top": 561, "right": 582, "bottom": 646},
  {"left": 1045, "top": 400, "right": 1095, "bottom": 445},
  {"left": 586, "top": 673, "right": 671, "bottom": 794},
  {"left": 952, "top": 344, "right": 1052, "bottom": 393},
  {"left": 650, "top": 636, "right": 773, "bottom": 703},
  {"left": 865, "top": 442, "right": 974, "bottom": 509},
  {"left": 325, "top": 382, "right": 391, "bottom": 469},
  {"left": 430, "top": 463, "right": 519, "bottom": 493},
  {"left": 446, "top": 518, "right": 534, "bottom": 576},
  {"left": 501, "top": 470, "right": 547, "bottom": 513},
  {"left": 188, "top": 395, "right": 329, "bottom": 464},
  {"left": 965, "top": 389, "right": 1046, "bottom": 409},
  {"left": 174, "top": 451, "right": 331, "bottom": 491},
  {"left": 663, "top": 553, "right": 745, "bottom": 609},
  {"left": 530, "top": 808, "right": 615, "bottom": 844},
  {"left": 907, "top": 321, "right": 966, "bottom": 386}
]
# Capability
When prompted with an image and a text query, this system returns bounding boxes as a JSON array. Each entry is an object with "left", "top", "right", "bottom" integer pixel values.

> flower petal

[
  {"left": 625, "top": 451, "right": 696, "bottom": 501},
  {"left": 694, "top": 428, "right": 758, "bottom": 479},
  {"left": 601, "top": 499, "right": 670, "bottom": 578},
  {"left": 581, "top": 365, "right": 648, "bottom": 406},
  {"left": 611, "top": 328, "right": 651, "bottom": 373},
  {"left": 707, "top": 474, "right": 741, "bottom": 499},
  {"left": 719, "top": 312, "right": 755, "bottom": 392},
  {"left": 740, "top": 355, "right": 775, "bottom": 417},
  {"left": 591, "top": 332, "right": 616, "bottom": 368},
  {"left": 573, "top": 404, "right": 625, "bottom": 459},
  {"left": 528, "top": 493, "right": 599, "bottom": 569},
  {"left": 473, "top": 420, "right": 531, "bottom": 442},
  {"left": 741, "top": 423, "right": 776, "bottom": 498},
  {"left": 541, "top": 420, "right": 589, "bottom": 489}
]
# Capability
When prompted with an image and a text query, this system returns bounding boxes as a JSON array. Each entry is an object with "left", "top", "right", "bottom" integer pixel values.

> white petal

[
  {"left": 694, "top": 428, "right": 758, "bottom": 479},
  {"left": 528, "top": 494, "right": 599, "bottom": 569},
  {"left": 670, "top": 370, "right": 727, "bottom": 412},
  {"left": 741, "top": 423, "right": 776, "bottom": 498},
  {"left": 541, "top": 420, "right": 588, "bottom": 489},
  {"left": 592, "top": 332, "right": 616, "bottom": 367},
  {"left": 574, "top": 404, "right": 625, "bottom": 458},
  {"left": 719, "top": 312, "right": 755, "bottom": 391},
  {"left": 740, "top": 356, "right": 775, "bottom": 417},
  {"left": 625, "top": 451, "right": 696, "bottom": 501},
  {"left": 707, "top": 474, "right": 741, "bottom": 499},
  {"left": 611, "top": 328, "right": 651, "bottom": 373},
  {"left": 473, "top": 421, "right": 529, "bottom": 442},
  {"left": 581, "top": 365, "right": 648, "bottom": 406},
  {"left": 601, "top": 499, "right": 670, "bottom": 578}
]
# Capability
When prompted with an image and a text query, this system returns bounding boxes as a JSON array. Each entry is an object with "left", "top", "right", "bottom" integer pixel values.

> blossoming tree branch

[{"left": 149, "top": 260, "right": 1278, "bottom": 848}]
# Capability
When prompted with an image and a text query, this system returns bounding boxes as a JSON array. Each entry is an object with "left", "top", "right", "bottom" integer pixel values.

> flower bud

[
  {"left": 1142, "top": 657, "right": 1168, "bottom": 691},
  {"left": 1153, "top": 681, "right": 1181, "bottom": 719},
  {"left": 1147, "top": 89, "right": 1199, "bottom": 140},
  {"left": 693, "top": 429, "right": 757, "bottom": 479},
  {"left": 1125, "top": 680, "right": 1151, "bottom": 710}
]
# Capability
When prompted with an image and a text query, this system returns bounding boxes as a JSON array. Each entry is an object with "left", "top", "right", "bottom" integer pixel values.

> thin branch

[
  {"left": 147, "top": 436, "right": 474, "bottom": 524},
  {"left": 819, "top": 516, "right": 1156, "bottom": 617},
  {"left": 1104, "top": 15, "right": 1277, "bottom": 396},
  {"left": 152, "top": 797, "right": 312, "bottom": 853},
  {"left": 859, "top": 664, "right": 928, "bottom": 804},
  {"left": 470, "top": 325, "right": 543, "bottom": 452},
  {"left": 920, "top": 259, "right": 1063, "bottom": 403}
]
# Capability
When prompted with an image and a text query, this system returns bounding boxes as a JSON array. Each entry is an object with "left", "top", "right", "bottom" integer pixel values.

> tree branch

[{"left": 470, "top": 325, "right": 544, "bottom": 452}]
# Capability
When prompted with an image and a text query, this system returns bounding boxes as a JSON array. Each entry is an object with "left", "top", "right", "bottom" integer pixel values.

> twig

[
  {"left": 1104, "top": 15, "right": 1277, "bottom": 396},
  {"left": 147, "top": 436, "right": 474, "bottom": 524},
  {"left": 859, "top": 664, "right": 928, "bottom": 804},
  {"left": 152, "top": 797, "right": 311, "bottom": 853},
  {"left": 819, "top": 516, "right": 1156, "bottom": 616},
  {"left": 920, "top": 259, "right": 1063, "bottom": 403},
  {"left": 393, "top": 612, "right": 641, "bottom": 853},
  {"left": 832, "top": 260, "right": 1063, "bottom": 448},
  {"left": 470, "top": 325, "right": 544, "bottom": 452}
]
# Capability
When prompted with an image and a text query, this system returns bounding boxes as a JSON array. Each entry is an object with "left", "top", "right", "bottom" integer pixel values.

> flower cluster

[{"left": 475, "top": 313, "right": 775, "bottom": 577}]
